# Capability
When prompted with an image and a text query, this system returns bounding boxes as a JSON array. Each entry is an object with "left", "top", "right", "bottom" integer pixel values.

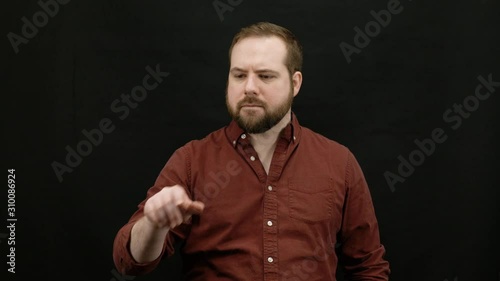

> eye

[
  {"left": 260, "top": 74, "right": 274, "bottom": 80},
  {"left": 233, "top": 73, "right": 246, "bottom": 79}
]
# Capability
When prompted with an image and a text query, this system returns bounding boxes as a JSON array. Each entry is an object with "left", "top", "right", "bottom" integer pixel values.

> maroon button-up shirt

[{"left": 113, "top": 112, "right": 390, "bottom": 280}]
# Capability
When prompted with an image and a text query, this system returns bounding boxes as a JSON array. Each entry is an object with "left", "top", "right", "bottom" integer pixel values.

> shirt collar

[{"left": 226, "top": 111, "right": 301, "bottom": 148}]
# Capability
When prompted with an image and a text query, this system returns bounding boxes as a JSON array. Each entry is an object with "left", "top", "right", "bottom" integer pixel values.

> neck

[{"left": 249, "top": 110, "right": 292, "bottom": 148}]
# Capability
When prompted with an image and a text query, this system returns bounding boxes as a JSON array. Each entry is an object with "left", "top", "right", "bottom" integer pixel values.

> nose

[{"left": 244, "top": 74, "right": 258, "bottom": 96}]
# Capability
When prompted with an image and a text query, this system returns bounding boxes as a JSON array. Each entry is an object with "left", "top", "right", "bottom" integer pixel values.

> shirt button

[
  {"left": 241, "top": 134, "right": 247, "bottom": 139},
  {"left": 267, "top": 220, "right": 273, "bottom": 226},
  {"left": 250, "top": 156, "right": 255, "bottom": 161},
  {"left": 267, "top": 257, "right": 274, "bottom": 263},
  {"left": 267, "top": 185, "right": 273, "bottom": 191},
  {"left": 232, "top": 140, "right": 236, "bottom": 145},
  {"left": 293, "top": 136, "right": 296, "bottom": 140}
]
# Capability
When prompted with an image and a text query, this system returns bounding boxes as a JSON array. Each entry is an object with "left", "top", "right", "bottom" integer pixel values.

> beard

[{"left": 226, "top": 84, "right": 294, "bottom": 134}]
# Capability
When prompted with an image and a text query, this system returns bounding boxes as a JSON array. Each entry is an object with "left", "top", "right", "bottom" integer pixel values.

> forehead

[{"left": 230, "top": 36, "right": 288, "bottom": 71}]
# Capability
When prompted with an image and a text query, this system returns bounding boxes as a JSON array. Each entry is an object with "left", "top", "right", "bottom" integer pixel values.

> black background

[{"left": 3, "top": 0, "right": 499, "bottom": 280}]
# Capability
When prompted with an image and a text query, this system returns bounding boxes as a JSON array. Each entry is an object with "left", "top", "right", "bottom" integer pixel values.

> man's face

[{"left": 226, "top": 36, "right": 301, "bottom": 134}]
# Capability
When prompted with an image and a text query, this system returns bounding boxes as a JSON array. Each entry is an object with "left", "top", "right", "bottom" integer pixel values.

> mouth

[{"left": 240, "top": 105, "right": 264, "bottom": 113}]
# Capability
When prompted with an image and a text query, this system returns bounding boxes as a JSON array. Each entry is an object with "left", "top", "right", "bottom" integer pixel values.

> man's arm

[
  {"left": 129, "top": 216, "right": 170, "bottom": 263},
  {"left": 113, "top": 145, "right": 202, "bottom": 276},
  {"left": 130, "top": 185, "right": 204, "bottom": 263},
  {"left": 337, "top": 150, "right": 390, "bottom": 280}
]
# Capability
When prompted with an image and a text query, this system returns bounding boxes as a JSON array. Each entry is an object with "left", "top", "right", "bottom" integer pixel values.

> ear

[{"left": 291, "top": 71, "right": 302, "bottom": 97}]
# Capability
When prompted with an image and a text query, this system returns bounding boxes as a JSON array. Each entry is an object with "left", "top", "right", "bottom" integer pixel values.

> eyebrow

[{"left": 230, "top": 68, "right": 280, "bottom": 75}]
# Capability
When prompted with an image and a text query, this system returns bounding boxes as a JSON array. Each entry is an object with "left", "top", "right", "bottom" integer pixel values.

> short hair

[{"left": 228, "top": 22, "right": 303, "bottom": 76}]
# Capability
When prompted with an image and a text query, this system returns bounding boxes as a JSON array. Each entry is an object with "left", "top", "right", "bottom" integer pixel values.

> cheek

[
  {"left": 228, "top": 78, "right": 246, "bottom": 91},
  {"left": 227, "top": 79, "right": 242, "bottom": 92},
  {"left": 227, "top": 82, "right": 237, "bottom": 93},
  {"left": 226, "top": 85, "right": 239, "bottom": 105},
  {"left": 267, "top": 84, "right": 289, "bottom": 103}
]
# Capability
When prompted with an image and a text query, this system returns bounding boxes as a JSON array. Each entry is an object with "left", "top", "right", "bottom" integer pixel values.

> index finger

[{"left": 178, "top": 200, "right": 205, "bottom": 215}]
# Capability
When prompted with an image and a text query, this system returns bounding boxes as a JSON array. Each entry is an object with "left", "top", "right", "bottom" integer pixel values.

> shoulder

[
  {"left": 300, "top": 126, "right": 350, "bottom": 159},
  {"left": 300, "top": 126, "right": 367, "bottom": 184}
]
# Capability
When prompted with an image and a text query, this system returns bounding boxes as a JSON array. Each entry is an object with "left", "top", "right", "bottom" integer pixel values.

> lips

[
  {"left": 238, "top": 98, "right": 265, "bottom": 109},
  {"left": 239, "top": 102, "right": 264, "bottom": 110}
]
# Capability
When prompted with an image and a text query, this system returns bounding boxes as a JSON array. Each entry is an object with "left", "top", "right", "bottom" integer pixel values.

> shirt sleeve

[
  {"left": 112, "top": 145, "right": 193, "bottom": 276},
  {"left": 337, "top": 150, "right": 391, "bottom": 280}
]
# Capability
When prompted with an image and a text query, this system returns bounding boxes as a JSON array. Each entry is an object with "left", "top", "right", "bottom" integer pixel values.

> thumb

[{"left": 179, "top": 200, "right": 205, "bottom": 215}]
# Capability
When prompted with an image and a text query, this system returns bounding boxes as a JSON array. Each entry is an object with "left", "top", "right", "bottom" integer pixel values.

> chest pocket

[{"left": 288, "top": 177, "right": 334, "bottom": 223}]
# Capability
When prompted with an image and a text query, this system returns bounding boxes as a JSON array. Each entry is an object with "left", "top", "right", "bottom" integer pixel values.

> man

[{"left": 113, "top": 21, "right": 390, "bottom": 280}]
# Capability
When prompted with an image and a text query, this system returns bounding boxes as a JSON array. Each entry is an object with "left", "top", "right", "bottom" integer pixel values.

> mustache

[{"left": 237, "top": 97, "right": 266, "bottom": 108}]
